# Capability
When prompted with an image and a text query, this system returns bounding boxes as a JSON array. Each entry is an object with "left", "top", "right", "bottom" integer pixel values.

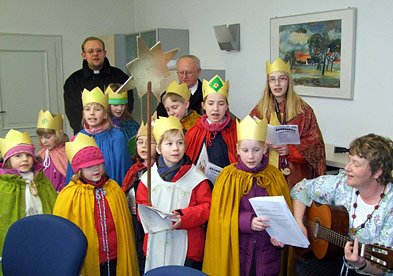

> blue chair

[
  {"left": 144, "top": 265, "right": 209, "bottom": 276},
  {"left": 1, "top": 214, "right": 87, "bottom": 276}
]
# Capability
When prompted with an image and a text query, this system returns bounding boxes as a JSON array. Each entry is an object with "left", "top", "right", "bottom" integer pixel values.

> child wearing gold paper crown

[
  {"left": 202, "top": 116, "right": 291, "bottom": 276},
  {"left": 185, "top": 75, "right": 237, "bottom": 185},
  {"left": 136, "top": 116, "right": 211, "bottom": 272},
  {"left": 53, "top": 133, "right": 139, "bottom": 276},
  {"left": 36, "top": 110, "right": 68, "bottom": 192},
  {"left": 162, "top": 81, "right": 201, "bottom": 132},
  {"left": 249, "top": 58, "right": 325, "bottom": 189},
  {"left": 122, "top": 121, "right": 158, "bottom": 275},
  {"left": 65, "top": 87, "right": 132, "bottom": 186},
  {"left": 0, "top": 129, "right": 57, "bottom": 269},
  {"left": 105, "top": 83, "right": 140, "bottom": 145}
]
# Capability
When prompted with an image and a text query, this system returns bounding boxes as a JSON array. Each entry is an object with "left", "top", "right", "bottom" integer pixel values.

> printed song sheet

[
  {"left": 266, "top": 124, "right": 300, "bottom": 146},
  {"left": 249, "top": 196, "right": 309, "bottom": 248},
  {"left": 196, "top": 143, "right": 222, "bottom": 184},
  {"left": 138, "top": 205, "right": 176, "bottom": 234}
]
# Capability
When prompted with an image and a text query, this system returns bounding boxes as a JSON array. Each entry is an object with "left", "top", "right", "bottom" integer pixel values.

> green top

[{"left": 0, "top": 171, "right": 57, "bottom": 275}]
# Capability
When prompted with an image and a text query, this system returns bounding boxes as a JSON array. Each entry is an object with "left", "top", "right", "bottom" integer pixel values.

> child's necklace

[{"left": 349, "top": 189, "right": 385, "bottom": 236}]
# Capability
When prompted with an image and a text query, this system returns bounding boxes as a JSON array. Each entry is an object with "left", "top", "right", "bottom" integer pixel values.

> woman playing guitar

[{"left": 291, "top": 133, "right": 393, "bottom": 275}]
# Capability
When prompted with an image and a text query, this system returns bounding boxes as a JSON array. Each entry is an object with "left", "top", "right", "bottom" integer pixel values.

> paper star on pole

[{"left": 117, "top": 36, "right": 179, "bottom": 100}]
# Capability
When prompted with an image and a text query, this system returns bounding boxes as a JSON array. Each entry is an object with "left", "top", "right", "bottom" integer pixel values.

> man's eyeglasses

[
  {"left": 268, "top": 76, "right": 288, "bottom": 83},
  {"left": 176, "top": 71, "right": 196, "bottom": 77},
  {"left": 86, "top": 48, "right": 104, "bottom": 54}
]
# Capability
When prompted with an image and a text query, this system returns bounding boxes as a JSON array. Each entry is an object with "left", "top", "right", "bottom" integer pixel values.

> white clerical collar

[
  {"left": 93, "top": 70, "right": 100, "bottom": 74},
  {"left": 189, "top": 80, "right": 199, "bottom": 96}
]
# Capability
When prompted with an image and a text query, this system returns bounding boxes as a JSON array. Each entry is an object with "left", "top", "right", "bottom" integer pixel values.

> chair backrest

[
  {"left": 144, "top": 265, "right": 209, "bottom": 276},
  {"left": 1, "top": 214, "right": 87, "bottom": 276}
]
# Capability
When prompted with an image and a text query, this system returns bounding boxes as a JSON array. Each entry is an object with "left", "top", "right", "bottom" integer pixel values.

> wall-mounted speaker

[{"left": 213, "top": 23, "right": 240, "bottom": 52}]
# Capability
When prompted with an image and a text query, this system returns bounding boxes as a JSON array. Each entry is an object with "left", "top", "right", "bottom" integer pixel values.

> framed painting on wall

[{"left": 270, "top": 8, "right": 356, "bottom": 99}]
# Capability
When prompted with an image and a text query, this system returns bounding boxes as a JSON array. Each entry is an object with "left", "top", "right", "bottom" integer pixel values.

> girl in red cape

[
  {"left": 185, "top": 75, "right": 237, "bottom": 186},
  {"left": 249, "top": 58, "right": 326, "bottom": 189}
]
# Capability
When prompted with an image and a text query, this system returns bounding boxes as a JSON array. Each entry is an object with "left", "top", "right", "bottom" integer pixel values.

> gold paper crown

[
  {"left": 236, "top": 115, "right": 268, "bottom": 142},
  {"left": 128, "top": 118, "right": 156, "bottom": 155},
  {"left": 153, "top": 116, "right": 183, "bottom": 142},
  {"left": 136, "top": 121, "right": 155, "bottom": 140},
  {"left": 0, "top": 129, "right": 33, "bottom": 158},
  {"left": 202, "top": 75, "right": 229, "bottom": 100},
  {"left": 105, "top": 85, "right": 128, "bottom": 105},
  {"left": 137, "top": 112, "right": 157, "bottom": 139},
  {"left": 65, "top": 133, "right": 99, "bottom": 164},
  {"left": 82, "top": 87, "right": 109, "bottom": 110},
  {"left": 266, "top": 57, "right": 291, "bottom": 75},
  {"left": 37, "top": 110, "right": 63, "bottom": 130},
  {"left": 166, "top": 81, "right": 191, "bottom": 101}
]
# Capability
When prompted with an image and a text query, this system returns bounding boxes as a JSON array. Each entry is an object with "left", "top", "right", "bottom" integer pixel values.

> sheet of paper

[
  {"left": 204, "top": 161, "right": 222, "bottom": 185},
  {"left": 196, "top": 143, "right": 209, "bottom": 172},
  {"left": 138, "top": 205, "right": 175, "bottom": 234},
  {"left": 267, "top": 124, "right": 300, "bottom": 146},
  {"left": 249, "top": 196, "right": 309, "bottom": 248},
  {"left": 196, "top": 143, "right": 222, "bottom": 184}
]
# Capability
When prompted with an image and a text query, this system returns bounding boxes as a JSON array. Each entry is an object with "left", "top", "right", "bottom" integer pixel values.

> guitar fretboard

[{"left": 305, "top": 220, "right": 356, "bottom": 250}]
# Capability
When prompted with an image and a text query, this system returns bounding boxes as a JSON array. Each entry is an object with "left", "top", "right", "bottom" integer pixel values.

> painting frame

[{"left": 270, "top": 8, "right": 356, "bottom": 100}]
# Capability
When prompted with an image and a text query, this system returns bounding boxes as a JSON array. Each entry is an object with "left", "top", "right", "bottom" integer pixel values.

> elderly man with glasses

[
  {"left": 64, "top": 36, "right": 134, "bottom": 134},
  {"left": 156, "top": 55, "right": 204, "bottom": 117}
]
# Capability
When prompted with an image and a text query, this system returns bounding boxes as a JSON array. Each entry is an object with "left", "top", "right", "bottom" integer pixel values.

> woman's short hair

[{"left": 349, "top": 133, "right": 393, "bottom": 185}]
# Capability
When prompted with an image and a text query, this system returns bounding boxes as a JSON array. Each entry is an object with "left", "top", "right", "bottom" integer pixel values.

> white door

[{"left": 0, "top": 33, "right": 63, "bottom": 146}]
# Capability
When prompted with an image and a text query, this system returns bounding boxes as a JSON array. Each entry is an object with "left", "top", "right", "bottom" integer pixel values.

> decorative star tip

[{"left": 121, "top": 36, "right": 179, "bottom": 100}]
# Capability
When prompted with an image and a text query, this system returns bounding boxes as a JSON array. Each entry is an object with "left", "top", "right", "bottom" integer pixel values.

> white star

[{"left": 118, "top": 36, "right": 178, "bottom": 100}]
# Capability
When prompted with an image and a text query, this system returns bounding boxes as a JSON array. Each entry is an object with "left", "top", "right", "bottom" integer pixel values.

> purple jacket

[{"left": 236, "top": 157, "right": 281, "bottom": 276}]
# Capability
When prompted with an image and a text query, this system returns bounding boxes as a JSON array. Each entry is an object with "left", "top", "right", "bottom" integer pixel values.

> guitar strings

[
  {"left": 305, "top": 217, "right": 391, "bottom": 271},
  {"left": 306, "top": 220, "right": 385, "bottom": 261}
]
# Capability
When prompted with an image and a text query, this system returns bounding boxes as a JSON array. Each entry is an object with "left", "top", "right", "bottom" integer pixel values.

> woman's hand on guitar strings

[{"left": 295, "top": 220, "right": 309, "bottom": 241}]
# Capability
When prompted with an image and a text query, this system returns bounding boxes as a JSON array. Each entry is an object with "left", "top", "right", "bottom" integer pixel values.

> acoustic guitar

[{"left": 299, "top": 201, "right": 393, "bottom": 271}]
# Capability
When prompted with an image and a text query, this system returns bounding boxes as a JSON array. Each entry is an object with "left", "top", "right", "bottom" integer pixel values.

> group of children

[{"left": 0, "top": 58, "right": 298, "bottom": 276}]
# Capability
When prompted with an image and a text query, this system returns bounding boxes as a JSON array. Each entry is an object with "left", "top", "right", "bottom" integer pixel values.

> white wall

[
  {"left": 0, "top": 0, "right": 137, "bottom": 134},
  {"left": 133, "top": 0, "right": 393, "bottom": 147},
  {"left": 0, "top": 0, "right": 392, "bottom": 147}
]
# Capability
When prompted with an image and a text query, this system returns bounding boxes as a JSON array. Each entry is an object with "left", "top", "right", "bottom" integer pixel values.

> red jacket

[{"left": 136, "top": 164, "right": 212, "bottom": 262}]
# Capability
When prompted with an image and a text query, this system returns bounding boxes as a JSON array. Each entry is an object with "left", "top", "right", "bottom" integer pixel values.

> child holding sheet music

[
  {"left": 136, "top": 116, "right": 211, "bottom": 273},
  {"left": 185, "top": 75, "right": 237, "bottom": 186},
  {"left": 202, "top": 115, "right": 292, "bottom": 276},
  {"left": 249, "top": 57, "right": 325, "bottom": 189}
]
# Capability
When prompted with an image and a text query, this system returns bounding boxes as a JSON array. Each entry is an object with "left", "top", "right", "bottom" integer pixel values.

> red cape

[{"left": 185, "top": 117, "right": 237, "bottom": 164}]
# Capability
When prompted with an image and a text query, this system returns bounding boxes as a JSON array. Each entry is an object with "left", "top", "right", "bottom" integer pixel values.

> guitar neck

[
  {"left": 304, "top": 203, "right": 393, "bottom": 271},
  {"left": 305, "top": 220, "right": 355, "bottom": 249}
]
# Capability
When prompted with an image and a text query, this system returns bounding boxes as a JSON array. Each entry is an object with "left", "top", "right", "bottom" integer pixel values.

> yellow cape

[
  {"left": 202, "top": 164, "right": 292, "bottom": 276},
  {"left": 53, "top": 179, "right": 139, "bottom": 276},
  {"left": 182, "top": 110, "right": 201, "bottom": 131}
]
